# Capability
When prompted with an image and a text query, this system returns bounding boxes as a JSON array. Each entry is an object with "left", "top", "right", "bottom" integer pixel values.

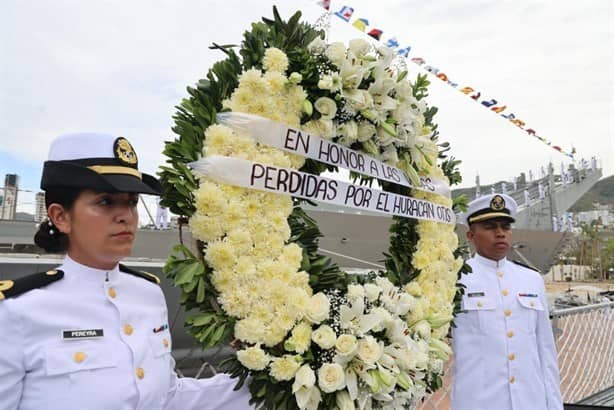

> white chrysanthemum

[
  {"left": 270, "top": 355, "right": 301, "bottom": 381},
  {"left": 263, "top": 47, "right": 289, "bottom": 73},
  {"left": 237, "top": 345, "right": 270, "bottom": 370}
]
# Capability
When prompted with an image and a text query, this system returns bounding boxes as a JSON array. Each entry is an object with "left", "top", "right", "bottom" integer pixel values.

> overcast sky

[{"left": 1, "top": 0, "right": 612, "bottom": 219}]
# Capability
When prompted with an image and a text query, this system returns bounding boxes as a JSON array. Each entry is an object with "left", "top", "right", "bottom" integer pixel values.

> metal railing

[{"left": 553, "top": 302, "right": 614, "bottom": 404}]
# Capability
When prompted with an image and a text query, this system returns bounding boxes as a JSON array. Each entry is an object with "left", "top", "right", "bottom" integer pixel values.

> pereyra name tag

[
  {"left": 467, "top": 292, "right": 485, "bottom": 297},
  {"left": 62, "top": 329, "right": 104, "bottom": 340}
]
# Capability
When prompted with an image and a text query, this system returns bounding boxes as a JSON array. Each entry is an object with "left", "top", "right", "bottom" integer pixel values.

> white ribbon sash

[
  {"left": 190, "top": 155, "right": 455, "bottom": 225},
  {"left": 217, "top": 112, "right": 451, "bottom": 198}
]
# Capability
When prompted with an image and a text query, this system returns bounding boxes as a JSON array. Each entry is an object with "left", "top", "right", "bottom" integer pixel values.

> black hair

[{"left": 34, "top": 187, "right": 83, "bottom": 253}]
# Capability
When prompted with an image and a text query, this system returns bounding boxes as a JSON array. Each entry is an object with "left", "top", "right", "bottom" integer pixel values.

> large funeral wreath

[{"left": 160, "top": 7, "right": 470, "bottom": 410}]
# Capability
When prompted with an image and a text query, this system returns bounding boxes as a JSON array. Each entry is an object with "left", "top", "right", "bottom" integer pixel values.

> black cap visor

[
  {"left": 41, "top": 161, "right": 162, "bottom": 195},
  {"left": 468, "top": 211, "right": 515, "bottom": 225}
]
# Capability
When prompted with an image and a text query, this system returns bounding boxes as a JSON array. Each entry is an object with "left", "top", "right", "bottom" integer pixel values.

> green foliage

[
  {"left": 384, "top": 214, "right": 420, "bottom": 286},
  {"left": 411, "top": 73, "right": 431, "bottom": 101}
]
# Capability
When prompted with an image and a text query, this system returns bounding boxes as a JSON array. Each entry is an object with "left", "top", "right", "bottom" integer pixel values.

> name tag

[
  {"left": 62, "top": 329, "right": 104, "bottom": 340},
  {"left": 467, "top": 292, "right": 485, "bottom": 297},
  {"left": 518, "top": 293, "right": 538, "bottom": 298}
]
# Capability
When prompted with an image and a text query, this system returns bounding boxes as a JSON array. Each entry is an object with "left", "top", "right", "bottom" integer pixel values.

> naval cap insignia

[
  {"left": 490, "top": 195, "right": 505, "bottom": 211},
  {"left": 113, "top": 137, "right": 138, "bottom": 166}
]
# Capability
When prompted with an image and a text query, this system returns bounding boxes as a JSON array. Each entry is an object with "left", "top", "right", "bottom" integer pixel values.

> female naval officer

[{"left": 0, "top": 133, "right": 253, "bottom": 410}]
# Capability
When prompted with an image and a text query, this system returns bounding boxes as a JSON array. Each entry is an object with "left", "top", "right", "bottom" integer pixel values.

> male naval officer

[{"left": 451, "top": 194, "right": 563, "bottom": 410}]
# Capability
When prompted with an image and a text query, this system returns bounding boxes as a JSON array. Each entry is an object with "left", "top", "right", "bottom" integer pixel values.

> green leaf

[
  {"left": 196, "top": 277, "right": 206, "bottom": 303},
  {"left": 175, "top": 261, "right": 204, "bottom": 285},
  {"left": 190, "top": 313, "right": 214, "bottom": 326}
]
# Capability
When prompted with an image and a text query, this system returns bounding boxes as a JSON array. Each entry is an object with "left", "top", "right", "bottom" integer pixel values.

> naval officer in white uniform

[
  {"left": 0, "top": 133, "right": 253, "bottom": 410},
  {"left": 452, "top": 194, "right": 563, "bottom": 410}
]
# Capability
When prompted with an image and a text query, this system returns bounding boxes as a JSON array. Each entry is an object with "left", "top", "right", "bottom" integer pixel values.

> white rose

[
  {"left": 363, "top": 283, "right": 381, "bottom": 301},
  {"left": 357, "top": 336, "right": 383, "bottom": 365},
  {"left": 236, "top": 345, "right": 270, "bottom": 370},
  {"left": 312, "top": 325, "right": 337, "bottom": 349},
  {"left": 325, "top": 42, "right": 347, "bottom": 67},
  {"left": 314, "top": 97, "right": 337, "bottom": 120},
  {"left": 318, "top": 363, "right": 346, "bottom": 393},
  {"left": 307, "top": 37, "right": 326, "bottom": 55},
  {"left": 335, "top": 334, "right": 358, "bottom": 358},
  {"left": 306, "top": 292, "right": 330, "bottom": 324},
  {"left": 346, "top": 284, "right": 365, "bottom": 300},
  {"left": 348, "top": 38, "right": 371, "bottom": 58},
  {"left": 336, "top": 390, "right": 356, "bottom": 410}
]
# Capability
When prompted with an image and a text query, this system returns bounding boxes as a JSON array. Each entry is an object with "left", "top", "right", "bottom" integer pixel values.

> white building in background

[
  {"left": 574, "top": 209, "right": 612, "bottom": 227},
  {"left": 1, "top": 174, "right": 18, "bottom": 220},
  {"left": 34, "top": 192, "right": 46, "bottom": 223}
]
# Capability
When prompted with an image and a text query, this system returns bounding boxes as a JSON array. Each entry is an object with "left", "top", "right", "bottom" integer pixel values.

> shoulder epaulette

[
  {"left": 512, "top": 259, "right": 540, "bottom": 273},
  {"left": 119, "top": 264, "right": 160, "bottom": 285},
  {"left": 0, "top": 269, "right": 64, "bottom": 301}
]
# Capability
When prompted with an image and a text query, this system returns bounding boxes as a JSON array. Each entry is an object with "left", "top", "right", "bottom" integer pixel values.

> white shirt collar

[
  {"left": 473, "top": 253, "right": 508, "bottom": 269},
  {"left": 60, "top": 254, "right": 120, "bottom": 283}
]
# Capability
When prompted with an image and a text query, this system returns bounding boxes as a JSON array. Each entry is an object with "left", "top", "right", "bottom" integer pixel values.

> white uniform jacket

[
  {"left": 0, "top": 256, "right": 253, "bottom": 410},
  {"left": 451, "top": 254, "right": 563, "bottom": 410}
]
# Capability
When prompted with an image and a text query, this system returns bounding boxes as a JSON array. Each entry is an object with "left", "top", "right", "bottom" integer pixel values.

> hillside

[{"left": 569, "top": 174, "right": 614, "bottom": 211}]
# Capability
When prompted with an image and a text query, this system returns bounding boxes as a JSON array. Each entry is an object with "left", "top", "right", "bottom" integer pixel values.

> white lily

[
  {"left": 317, "top": 72, "right": 342, "bottom": 92},
  {"left": 340, "top": 59, "right": 367, "bottom": 91},
  {"left": 336, "top": 390, "right": 356, "bottom": 410},
  {"left": 345, "top": 366, "right": 359, "bottom": 400},
  {"left": 345, "top": 89, "right": 374, "bottom": 112},
  {"left": 385, "top": 318, "right": 411, "bottom": 345},
  {"left": 293, "top": 365, "right": 320, "bottom": 410}
]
